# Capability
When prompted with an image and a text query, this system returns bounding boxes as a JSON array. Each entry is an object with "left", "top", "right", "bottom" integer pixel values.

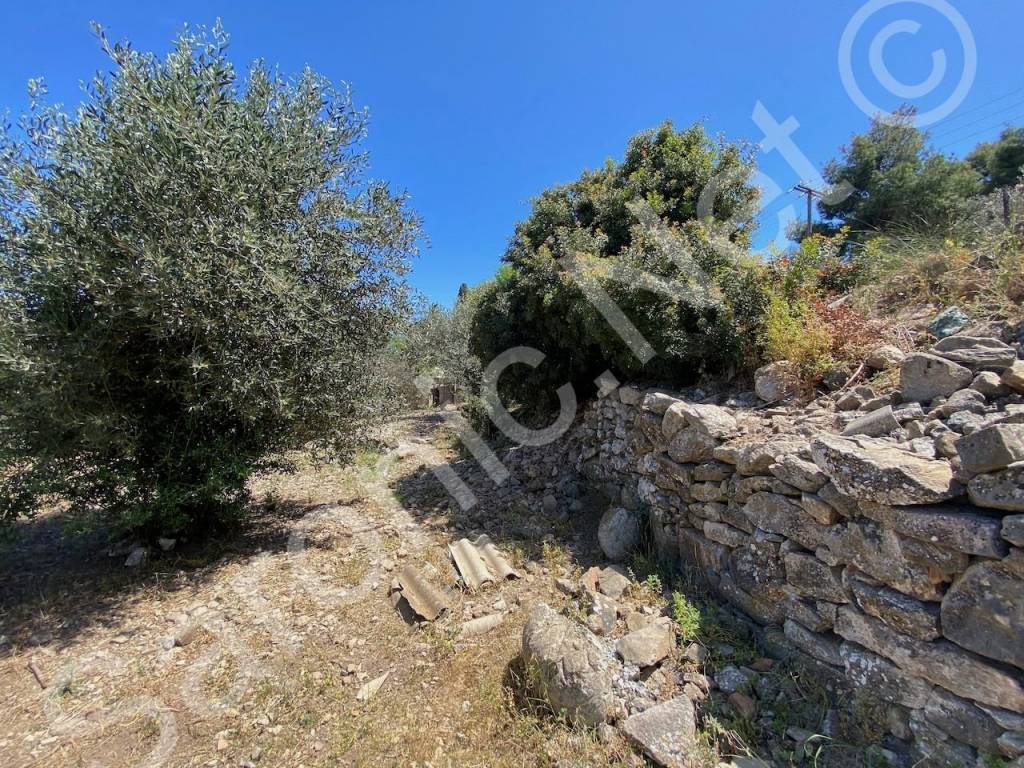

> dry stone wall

[{"left": 572, "top": 335, "right": 1024, "bottom": 766}]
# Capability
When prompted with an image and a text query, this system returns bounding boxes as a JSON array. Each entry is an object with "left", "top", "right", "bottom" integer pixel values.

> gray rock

[
  {"left": 754, "top": 360, "right": 798, "bottom": 402},
  {"left": 743, "top": 492, "right": 829, "bottom": 551},
  {"left": 770, "top": 454, "right": 828, "bottom": 492},
  {"left": 616, "top": 619, "right": 674, "bottom": 668},
  {"left": 663, "top": 401, "right": 737, "bottom": 440},
  {"left": 618, "top": 386, "right": 643, "bottom": 406},
  {"left": 124, "top": 546, "right": 149, "bottom": 568},
  {"left": 866, "top": 345, "right": 906, "bottom": 370},
  {"left": 619, "top": 697, "right": 697, "bottom": 768},
  {"left": 839, "top": 642, "right": 933, "bottom": 708},
  {"left": 810, "top": 434, "right": 961, "bottom": 505},
  {"left": 928, "top": 306, "right": 969, "bottom": 339},
  {"left": 1003, "top": 515, "right": 1024, "bottom": 546},
  {"left": 783, "top": 619, "right": 843, "bottom": 667},
  {"left": 968, "top": 463, "right": 1024, "bottom": 512},
  {"left": 586, "top": 594, "right": 618, "bottom": 636},
  {"left": 521, "top": 603, "right": 622, "bottom": 725},
  {"left": 703, "top": 521, "right": 748, "bottom": 548},
  {"left": 693, "top": 461, "right": 733, "bottom": 482},
  {"left": 933, "top": 387, "right": 988, "bottom": 416},
  {"left": 842, "top": 405, "right": 901, "bottom": 437},
  {"left": 972, "top": 370, "right": 1012, "bottom": 398},
  {"left": 597, "top": 566, "right": 632, "bottom": 599},
  {"left": 799, "top": 492, "right": 840, "bottom": 525},
  {"left": 931, "top": 335, "right": 1018, "bottom": 370},
  {"left": 850, "top": 579, "right": 940, "bottom": 641},
  {"left": 910, "top": 717, "right": 978, "bottom": 767},
  {"left": 735, "top": 437, "right": 807, "bottom": 476},
  {"left": 901, "top": 353, "right": 974, "bottom": 403},
  {"left": 1003, "top": 360, "right": 1024, "bottom": 393},
  {"left": 998, "top": 732, "right": 1024, "bottom": 758},
  {"left": 856, "top": 500, "right": 1007, "bottom": 558},
  {"left": 957, "top": 424, "right": 1024, "bottom": 474},
  {"left": 784, "top": 552, "right": 848, "bottom": 603},
  {"left": 598, "top": 507, "right": 640, "bottom": 562},
  {"left": 922, "top": 687, "right": 1003, "bottom": 753},
  {"left": 941, "top": 559, "right": 1024, "bottom": 669},
  {"left": 643, "top": 391, "right": 680, "bottom": 414},
  {"left": 714, "top": 665, "right": 753, "bottom": 693},
  {"left": 834, "top": 606, "right": 1024, "bottom": 711},
  {"left": 666, "top": 427, "right": 717, "bottom": 464},
  {"left": 825, "top": 520, "right": 945, "bottom": 600}
]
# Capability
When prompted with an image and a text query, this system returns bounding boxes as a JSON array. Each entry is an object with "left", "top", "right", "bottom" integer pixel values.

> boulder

[
  {"left": 597, "top": 566, "right": 633, "bottom": 599},
  {"left": 900, "top": 353, "right": 974, "bottom": 403},
  {"left": 928, "top": 306, "right": 969, "bottom": 339},
  {"left": 941, "top": 559, "right": 1024, "bottom": 669},
  {"left": 663, "top": 401, "right": 737, "bottom": 440},
  {"left": 1002, "top": 360, "right": 1024, "bottom": 393},
  {"left": 754, "top": 360, "right": 798, "bottom": 402},
  {"left": 931, "top": 335, "right": 1018, "bottom": 370},
  {"left": 598, "top": 507, "right": 640, "bottom": 562},
  {"left": 933, "top": 387, "right": 987, "bottom": 417},
  {"left": 619, "top": 697, "right": 697, "bottom": 768},
  {"left": 834, "top": 606, "right": 1024, "bottom": 711},
  {"left": 866, "top": 345, "right": 906, "bottom": 370},
  {"left": 810, "top": 434, "right": 961, "bottom": 505},
  {"left": 666, "top": 427, "right": 717, "bottom": 464},
  {"left": 968, "top": 463, "right": 1024, "bottom": 512},
  {"left": 957, "top": 424, "right": 1024, "bottom": 474},
  {"left": 643, "top": 391, "right": 680, "bottom": 414},
  {"left": 521, "top": 603, "right": 622, "bottom": 725},
  {"left": 971, "top": 370, "right": 1011, "bottom": 398},
  {"left": 616, "top": 619, "right": 674, "bottom": 667}
]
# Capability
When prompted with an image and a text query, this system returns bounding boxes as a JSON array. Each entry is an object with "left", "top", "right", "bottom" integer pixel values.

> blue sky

[{"left": 2, "top": 1, "right": 1022, "bottom": 306}]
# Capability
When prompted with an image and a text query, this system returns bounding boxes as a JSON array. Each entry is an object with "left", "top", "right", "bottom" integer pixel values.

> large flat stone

[
  {"left": 834, "top": 606, "right": 1024, "bottom": 711},
  {"left": 769, "top": 454, "right": 828, "bottom": 492},
  {"left": 735, "top": 437, "right": 807, "bottom": 476},
  {"left": 941, "top": 559, "right": 1024, "bottom": 670},
  {"left": 839, "top": 642, "right": 932, "bottom": 708},
  {"left": 931, "top": 335, "right": 1018, "bottom": 370},
  {"left": 783, "top": 619, "right": 843, "bottom": 667},
  {"left": 922, "top": 687, "right": 1003, "bottom": 753},
  {"left": 616, "top": 620, "right": 674, "bottom": 668},
  {"left": 857, "top": 501, "right": 1007, "bottom": 558},
  {"left": 619, "top": 697, "right": 697, "bottom": 768},
  {"left": 810, "top": 435, "right": 961, "bottom": 505},
  {"left": 663, "top": 401, "right": 737, "bottom": 440}
]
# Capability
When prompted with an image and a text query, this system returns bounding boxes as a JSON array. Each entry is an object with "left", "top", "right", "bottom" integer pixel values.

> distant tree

[
  {"left": 819, "top": 107, "right": 982, "bottom": 238},
  {"left": 0, "top": 24, "right": 419, "bottom": 536},
  {"left": 968, "top": 127, "right": 1024, "bottom": 192},
  {"left": 470, "top": 121, "right": 766, "bottom": 415}
]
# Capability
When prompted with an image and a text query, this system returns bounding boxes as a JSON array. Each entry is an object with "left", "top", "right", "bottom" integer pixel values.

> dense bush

[
  {"left": 469, "top": 122, "right": 767, "bottom": 416},
  {"left": 0, "top": 25, "right": 418, "bottom": 536}
]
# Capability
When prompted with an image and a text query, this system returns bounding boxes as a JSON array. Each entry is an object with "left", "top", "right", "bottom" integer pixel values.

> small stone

[
  {"left": 597, "top": 566, "right": 632, "bottom": 599},
  {"left": 727, "top": 692, "right": 757, "bottom": 720},
  {"left": 957, "top": 424, "right": 1024, "bottom": 473},
  {"left": 866, "top": 345, "right": 905, "bottom": 370},
  {"left": 972, "top": 371, "right": 1012, "bottom": 397},
  {"left": 928, "top": 306, "right": 969, "bottom": 339},
  {"left": 124, "top": 546, "right": 149, "bottom": 568},
  {"left": 714, "top": 665, "right": 752, "bottom": 694},
  {"left": 616, "top": 621, "right": 674, "bottom": 668},
  {"left": 619, "top": 697, "right": 697, "bottom": 768},
  {"left": 841, "top": 405, "right": 900, "bottom": 438},
  {"left": 555, "top": 577, "right": 578, "bottom": 596},
  {"left": 1002, "top": 360, "right": 1024, "bottom": 393},
  {"left": 157, "top": 537, "right": 176, "bottom": 551},
  {"left": 598, "top": 507, "right": 640, "bottom": 562},
  {"left": 1003, "top": 515, "right": 1024, "bottom": 546},
  {"left": 969, "top": 463, "right": 1024, "bottom": 512}
]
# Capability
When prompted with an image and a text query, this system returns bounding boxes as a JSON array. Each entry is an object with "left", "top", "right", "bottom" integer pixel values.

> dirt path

[{"left": 0, "top": 413, "right": 623, "bottom": 768}]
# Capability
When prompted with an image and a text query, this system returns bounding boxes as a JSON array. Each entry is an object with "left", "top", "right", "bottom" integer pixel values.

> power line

[
  {"left": 933, "top": 111, "right": 1024, "bottom": 154},
  {"left": 929, "top": 98, "right": 1024, "bottom": 140},
  {"left": 927, "top": 84, "right": 1024, "bottom": 130}
]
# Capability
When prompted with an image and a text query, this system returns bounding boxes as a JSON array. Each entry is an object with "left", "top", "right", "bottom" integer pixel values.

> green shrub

[
  {"left": 671, "top": 591, "right": 703, "bottom": 642},
  {"left": 0, "top": 24, "right": 418, "bottom": 537}
]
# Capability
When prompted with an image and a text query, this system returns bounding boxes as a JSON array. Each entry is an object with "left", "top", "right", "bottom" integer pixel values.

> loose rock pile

[{"left": 561, "top": 327, "right": 1024, "bottom": 766}]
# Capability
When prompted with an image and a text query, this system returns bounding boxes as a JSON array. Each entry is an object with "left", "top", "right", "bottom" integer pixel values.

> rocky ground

[{"left": 0, "top": 409, "right": 887, "bottom": 768}]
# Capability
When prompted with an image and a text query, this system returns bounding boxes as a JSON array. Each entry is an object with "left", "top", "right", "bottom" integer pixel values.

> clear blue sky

[{"left": 2, "top": 1, "right": 1022, "bottom": 306}]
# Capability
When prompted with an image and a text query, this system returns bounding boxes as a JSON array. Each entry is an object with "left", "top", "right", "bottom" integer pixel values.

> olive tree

[{"left": 0, "top": 24, "right": 419, "bottom": 536}]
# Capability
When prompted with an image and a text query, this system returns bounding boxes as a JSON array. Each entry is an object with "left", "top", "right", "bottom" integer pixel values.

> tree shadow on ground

[{"left": 0, "top": 492, "right": 359, "bottom": 656}]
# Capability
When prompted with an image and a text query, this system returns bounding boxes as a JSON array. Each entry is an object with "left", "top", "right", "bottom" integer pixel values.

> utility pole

[{"left": 793, "top": 184, "right": 824, "bottom": 239}]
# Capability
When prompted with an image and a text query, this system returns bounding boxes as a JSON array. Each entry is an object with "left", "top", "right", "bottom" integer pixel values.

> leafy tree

[
  {"left": 470, "top": 121, "right": 764, "bottom": 416},
  {"left": 0, "top": 24, "right": 419, "bottom": 536},
  {"left": 968, "top": 127, "right": 1024, "bottom": 192},
  {"left": 819, "top": 107, "right": 981, "bottom": 238}
]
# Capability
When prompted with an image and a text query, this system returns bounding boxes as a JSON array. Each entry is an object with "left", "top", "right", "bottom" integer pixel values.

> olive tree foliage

[
  {"left": 469, "top": 121, "right": 765, "bottom": 416},
  {"left": 0, "top": 24, "right": 419, "bottom": 535}
]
